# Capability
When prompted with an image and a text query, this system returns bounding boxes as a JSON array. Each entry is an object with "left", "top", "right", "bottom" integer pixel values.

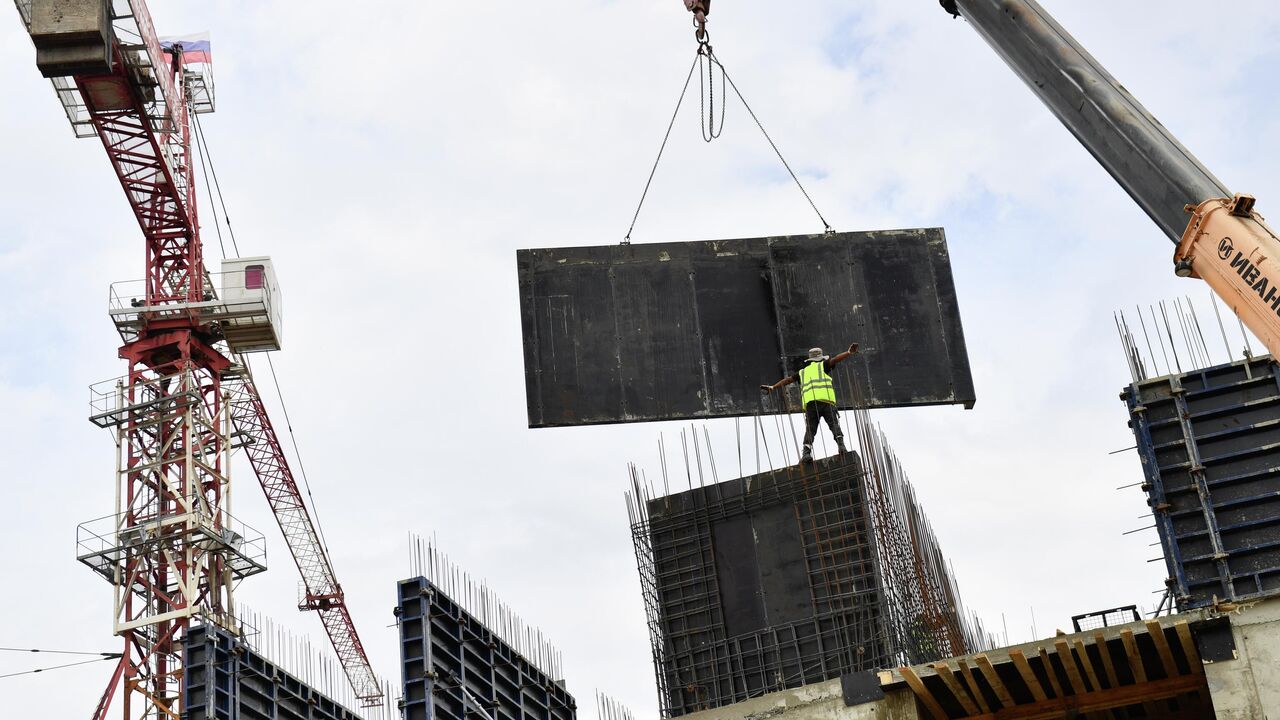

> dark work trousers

[{"left": 802, "top": 401, "right": 843, "bottom": 448}]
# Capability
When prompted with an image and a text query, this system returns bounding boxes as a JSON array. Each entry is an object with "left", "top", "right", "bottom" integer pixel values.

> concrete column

[{"left": 1205, "top": 596, "right": 1280, "bottom": 718}]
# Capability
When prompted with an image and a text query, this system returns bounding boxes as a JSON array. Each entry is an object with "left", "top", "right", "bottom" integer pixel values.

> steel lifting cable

[
  {"left": 624, "top": 54, "right": 700, "bottom": 244},
  {"left": 192, "top": 111, "right": 240, "bottom": 257},
  {"left": 698, "top": 47, "right": 725, "bottom": 142},
  {"left": 258, "top": 353, "right": 337, "bottom": 562},
  {"left": 191, "top": 115, "right": 228, "bottom": 260},
  {"left": 624, "top": 47, "right": 834, "bottom": 243},
  {"left": 710, "top": 49, "right": 832, "bottom": 234},
  {"left": 190, "top": 111, "right": 338, "bottom": 565}
]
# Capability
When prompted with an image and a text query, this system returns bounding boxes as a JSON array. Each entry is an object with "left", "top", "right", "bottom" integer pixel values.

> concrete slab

[{"left": 677, "top": 678, "right": 920, "bottom": 720}]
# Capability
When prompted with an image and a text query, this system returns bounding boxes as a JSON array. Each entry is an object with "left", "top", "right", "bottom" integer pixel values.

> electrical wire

[
  {"left": 0, "top": 655, "right": 121, "bottom": 681},
  {"left": 0, "top": 647, "right": 119, "bottom": 656}
]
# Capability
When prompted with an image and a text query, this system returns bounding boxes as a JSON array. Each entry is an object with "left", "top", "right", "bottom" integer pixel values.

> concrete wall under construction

[
  {"left": 627, "top": 448, "right": 984, "bottom": 718},
  {"left": 675, "top": 677, "right": 921, "bottom": 720},
  {"left": 677, "top": 597, "right": 1280, "bottom": 720},
  {"left": 1204, "top": 596, "right": 1280, "bottom": 719}
]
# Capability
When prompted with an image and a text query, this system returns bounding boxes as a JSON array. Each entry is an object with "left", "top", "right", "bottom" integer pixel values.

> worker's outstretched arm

[
  {"left": 760, "top": 344, "right": 859, "bottom": 394},
  {"left": 760, "top": 376, "right": 795, "bottom": 394},
  {"left": 828, "top": 343, "right": 859, "bottom": 367}
]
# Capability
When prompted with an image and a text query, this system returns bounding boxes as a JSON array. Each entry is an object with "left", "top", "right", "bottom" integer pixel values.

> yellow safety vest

[{"left": 800, "top": 361, "right": 836, "bottom": 406}]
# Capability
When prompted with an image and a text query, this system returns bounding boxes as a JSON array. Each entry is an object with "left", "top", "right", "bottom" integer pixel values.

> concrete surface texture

[
  {"left": 677, "top": 678, "right": 920, "bottom": 720},
  {"left": 1205, "top": 596, "right": 1280, "bottom": 719}
]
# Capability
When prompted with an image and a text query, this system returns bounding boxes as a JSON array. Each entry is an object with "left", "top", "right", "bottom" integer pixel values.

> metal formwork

[
  {"left": 1123, "top": 356, "right": 1280, "bottom": 609},
  {"left": 628, "top": 446, "right": 980, "bottom": 718},
  {"left": 635, "top": 456, "right": 888, "bottom": 715},
  {"left": 183, "top": 624, "right": 364, "bottom": 720},
  {"left": 517, "top": 228, "right": 975, "bottom": 428},
  {"left": 397, "top": 577, "right": 576, "bottom": 720}
]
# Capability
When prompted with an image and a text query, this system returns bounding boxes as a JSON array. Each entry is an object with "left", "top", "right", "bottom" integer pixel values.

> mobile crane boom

[
  {"left": 684, "top": 0, "right": 1280, "bottom": 358},
  {"left": 941, "top": 0, "right": 1280, "bottom": 358}
]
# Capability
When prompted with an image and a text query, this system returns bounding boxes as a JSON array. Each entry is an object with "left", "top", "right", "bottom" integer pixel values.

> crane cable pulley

[{"left": 624, "top": 34, "right": 834, "bottom": 243}]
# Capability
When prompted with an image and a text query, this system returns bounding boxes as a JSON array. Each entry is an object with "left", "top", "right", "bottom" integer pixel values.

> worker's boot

[
  {"left": 800, "top": 444, "right": 814, "bottom": 463},
  {"left": 836, "top": 436, "right": 848, "bottom": 455}
]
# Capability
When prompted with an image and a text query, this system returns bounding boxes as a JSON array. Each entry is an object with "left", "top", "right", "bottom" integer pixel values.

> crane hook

[{"left": 684, "top": 0, "right": 710, "bottom": 45}]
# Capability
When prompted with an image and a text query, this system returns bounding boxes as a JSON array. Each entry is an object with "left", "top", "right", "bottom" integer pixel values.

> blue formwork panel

[
  {"left": 398, "top": 578, "right": 576, "bottom": 720},
  {"left": 184, "top": 624, "right": 363, "bottom": 720},
  {"left": 1123, "top": 357, "right": 1280, "bottom": 609}
]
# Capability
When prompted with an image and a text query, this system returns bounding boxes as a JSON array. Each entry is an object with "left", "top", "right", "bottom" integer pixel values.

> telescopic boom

[{"left": 681, "top": 0, "right": 1280, "bottom": 358}]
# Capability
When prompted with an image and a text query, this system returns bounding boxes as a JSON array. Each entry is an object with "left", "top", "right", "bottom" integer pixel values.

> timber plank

[
  {"left": 957, "top": 658, "right": 992, "bottom": 713},
  {"left": 1008, "top": 650, "right": 1048, "bottom": 703},
  {"left": 932, "top": 662, "right": 981, "bottom": 716},
  {"left": 1144, "top": 620, "right": 1179, "bottom": 678},
  {"left": 962, "top": 674, "right": 1204, "bottom": 720},
  {"left": 901, "top": 666, "right": 948, "bottom": 720},
  {"left": 975, "top": 654, "right": 1015, "bottom": 709}
]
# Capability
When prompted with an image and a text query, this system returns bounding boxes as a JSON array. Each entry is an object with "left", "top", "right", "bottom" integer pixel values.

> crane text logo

[
  {"left": 1219, "top": 237, "right": 1234, "bottom": 260},
  {"left": 1225, "top": 249, "right": 1280, "bottom": 311}
]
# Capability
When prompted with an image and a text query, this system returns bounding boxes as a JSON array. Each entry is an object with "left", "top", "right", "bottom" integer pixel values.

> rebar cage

[{"left": 628, "top": 449, "right": 985, "bottom": 717}]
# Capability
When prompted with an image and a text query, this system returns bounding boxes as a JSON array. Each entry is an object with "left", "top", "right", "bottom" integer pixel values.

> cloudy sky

[{"left": 3, "top": 0, "right": 1280, "bottom": 716}]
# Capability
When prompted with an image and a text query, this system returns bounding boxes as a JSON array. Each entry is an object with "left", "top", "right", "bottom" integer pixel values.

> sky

[{"left": 2, "top": 0, "right": 1280, "bottom": 716}]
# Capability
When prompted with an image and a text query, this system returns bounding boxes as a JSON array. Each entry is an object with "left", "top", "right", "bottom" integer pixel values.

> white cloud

[{"left": 2, "top": 0, "right": 1279, "bottom": 716}]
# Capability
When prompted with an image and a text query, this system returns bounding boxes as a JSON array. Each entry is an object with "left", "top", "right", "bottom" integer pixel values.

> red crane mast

[{"left": 14, "top": 1, "right": 382, "bottom": 716}]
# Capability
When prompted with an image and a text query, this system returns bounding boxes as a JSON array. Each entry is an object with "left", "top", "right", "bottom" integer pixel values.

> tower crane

[
  {"left": 12, "top": 1, "right": 383, "bottom": 717},
  {"left": 682, "top": 0, "right": 1280, "bottom": 360}
]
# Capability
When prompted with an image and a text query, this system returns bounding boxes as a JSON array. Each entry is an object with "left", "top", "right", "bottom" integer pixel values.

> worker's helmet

[{"left": 807, "top": 347, "right": 828, "bottom": 362}]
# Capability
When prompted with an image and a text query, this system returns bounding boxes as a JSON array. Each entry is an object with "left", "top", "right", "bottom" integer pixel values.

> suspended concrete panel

[
  {"left": 183, "top": 624, "right": 363, "bottom": 720},
  {"left": 398, "top": 578, "right": 576, "bottom": 720},
  {"left": 517, "top": 229, "right": 975, "bottom": 428},
  {"left": 1123, "top": 356, "right": 1280, "bottom": 610}
]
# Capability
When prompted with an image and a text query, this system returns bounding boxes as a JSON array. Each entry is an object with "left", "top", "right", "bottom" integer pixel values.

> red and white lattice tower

[
  {"left": 39, "top": 3, "right": 263, "bottom": 718},
  {"left": 18, "top": 0, "right": 378, "bottom": 712},
  {"left": 17, "top": 2, "right": 383, "bottom": 716}
]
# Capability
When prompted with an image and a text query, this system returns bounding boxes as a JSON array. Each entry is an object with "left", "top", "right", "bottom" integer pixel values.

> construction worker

[{"left": 760, "top": 344, "right": 859, "bottom": 463}]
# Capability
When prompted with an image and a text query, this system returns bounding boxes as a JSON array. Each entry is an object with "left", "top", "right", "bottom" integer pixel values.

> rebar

[
  {"left": 407, "top": 533, "right": 565, "bottom": 681},
  {"left": 624, "top": 369, "right": 990, "bottom": 717}
]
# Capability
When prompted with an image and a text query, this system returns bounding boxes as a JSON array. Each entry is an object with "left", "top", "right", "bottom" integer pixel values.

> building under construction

[
  {"left": 626, "top": 419, "right": 985, "bottom": 715},
  {"left": 9, "top": 0, "right": 1280, "bottom": 719}
]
